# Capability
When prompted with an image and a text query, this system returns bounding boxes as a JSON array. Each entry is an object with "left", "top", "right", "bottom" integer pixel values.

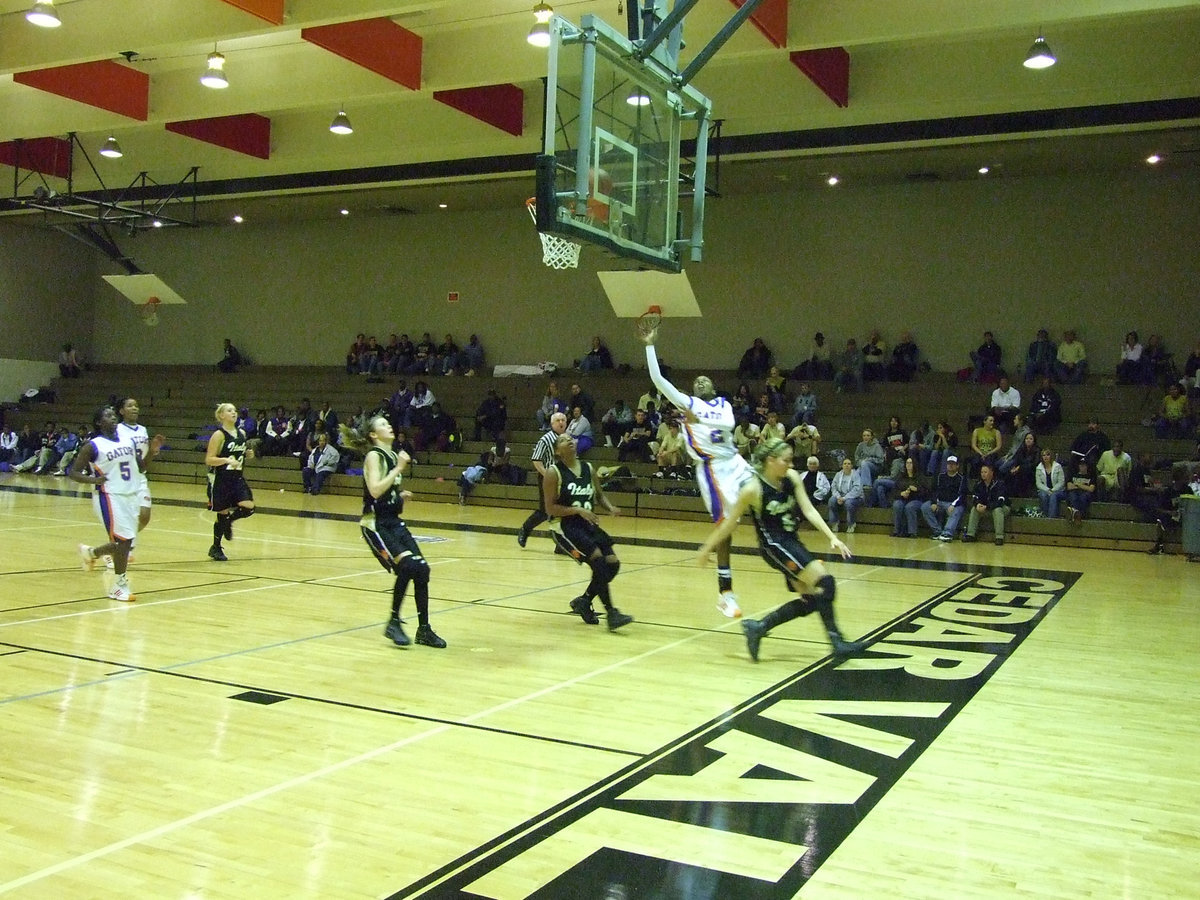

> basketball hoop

[
  {"left": 139, "top": 296, "right": 161, "bottom": 327},
  {"left": 526, "top": 198, "right": 581, "bottom": 270},
  {"left": 636, "top": 305, "right": 662, "bottom": 341}
]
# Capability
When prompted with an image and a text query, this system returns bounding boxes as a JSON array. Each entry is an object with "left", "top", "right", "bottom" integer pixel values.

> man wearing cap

[{"left": 921, "top": 455, "right": 969, "bottom": 542}]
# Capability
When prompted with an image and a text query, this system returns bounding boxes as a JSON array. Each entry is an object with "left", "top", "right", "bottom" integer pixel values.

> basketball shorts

[
  {"left": 757, "top": 531, "right": 817, "bottom": 588},
  {"left": 697, "top": 454, "right": 753, "bottom": 523},
  {"left": 210, "top": 473, "right": 253, "bottom": 512},
  {"left": 94, "top": 491, "right": 140, "bottom": 542},
  {"left": 137, "top": 479, "right": 152, "bottom": 509},
  {"left": 556, "top": 516, "right": 615, "bottom": 562},
  {"left": 360, "top": 515, "right": 421, "bottom": 573}
]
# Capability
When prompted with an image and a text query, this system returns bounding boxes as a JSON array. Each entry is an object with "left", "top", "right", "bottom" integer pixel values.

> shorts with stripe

[
  {"left": 93, "top": 491, "right": 140, "bottom": 542},
  {"left": 697, "top": 454, "right": 753, "bottom": 523},
  {"left": 757, "top": 530, "right": 817, "bottom": 588},
  {"left": 556, "top": 516, "right": 614, "bottom": 562}
]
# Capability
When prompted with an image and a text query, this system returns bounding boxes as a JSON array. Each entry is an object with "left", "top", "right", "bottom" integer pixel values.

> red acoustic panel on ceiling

[
  {"left": 730, "top": 0, "right": 787, "bottom": 47},
  {"left": 0, "top": 136, "right": 72, "bottom": 179},
  {"left": 790, "top": 47, "right": 850, "bottom": 108},
  {"left": 301, "top": 19, "right": 422, "bottom": 91},
  {"left": 433, "top": 84, "right": 523, "bottom": 137},
  {"left": 165, "top": 114, "right": 272, "bottom": 159},
  {"left": 218, "top": 0, "right": 284, "bottom": 25},
  {"left": 14, "top": 60, "right": 149, "bottom": 120}
]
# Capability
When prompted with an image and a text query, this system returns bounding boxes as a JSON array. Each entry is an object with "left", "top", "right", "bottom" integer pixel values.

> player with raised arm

[
  {"left": 699, "top": 437, "right": 867, "bottom": 661},
  {"left": 641, "top": 316, "right": 750, "bottom": 618}
]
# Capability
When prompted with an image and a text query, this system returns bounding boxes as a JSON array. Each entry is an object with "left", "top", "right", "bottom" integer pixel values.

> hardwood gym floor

[{"left": 1, "top": 477, "right": 1197, "bottom": 899}]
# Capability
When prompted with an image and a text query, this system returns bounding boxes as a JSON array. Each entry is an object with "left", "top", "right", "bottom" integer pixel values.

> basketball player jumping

[{"left": 642, "top": 324, "right": 749, "bottom": 618}]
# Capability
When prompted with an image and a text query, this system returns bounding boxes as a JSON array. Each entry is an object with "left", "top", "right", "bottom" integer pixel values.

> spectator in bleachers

[
  {"left": 473, "top": 389, "right": 507, "bottom": 442},
  {"left": 578, "top": 336, "right": 614, "bottom": 373},
  {"left": 1096, "top": 439, "right": 1132, "bottom": 500},
  {"left": 969, "top": 331, "right": 1003, "bottom": 383},
  {"left": 653, "top": 420, "right": 686, "bottom": 474},
  {"left": 963, "top": 463, "right": 1009, "bottom": 544},
  {"left": 260, "top": 407, "right": 291, "bottom": 457},
  {"left": 862, "top": 330, "right": 887, "bottom": 382},
  {"left": 752, "top": 393, "right": 771, "bottom": 428},
  {"left": 923, "top": 455, "right": 968, "bottom": 541},
  {"left": 731, "top": 383, "right": 754, "bottom": 418},
  {"left": 907, "top": 421, "right": 935, "bottom": 475},
  {"left": 301, "top": 432, "right": 340, "bottom": 495},
  {"left": 414, "top": 403, "right": 457, "bottom": 453},
  {"left": 315, "top": 400, "right": 339, "bottom": 439},
  {"left": 218, "top": 338, "right": 242, "bottom": 374},
  {"left": 1064, "top": 459, "right": 1097, "bottom": 524},
  {"left": 926, "top": 420, "right": 958, "bottom": 476},
  {"left": 1116, "top": 331, "right": 1145, "bottom": 384},
  {"left": 764, "top": 365, "right": 787, "bottom": 413},
  {"left": 997, "top": 413, "right": 1032, "bottom": 474},
  {"left": 568, "top": 383, "right": 596, "bottom": 421},
  {"left": 881, "top": 416, "right": 907, "bottom": 477},
  {"left": 1070, "top": 417, "right": 1111, "bottom": 468},
  {"left": 618, "top": 409, "right": 654, "bottom": 463},
  {"left": 461, "top": 334, "right": 485, "bottom": 376},
  {"left": 1024, "top": 329, "right": 1057, "bottom": 383},
  {"left": 408, "top": 381, "right": 436, "bottom": 432},
  {"left": 289, "top": 398, "right": 316, "bottom": 455},
  {"left": 968, "top": 414, "right": 1002, "bottom": 477},
  {"left": 853, "top": 428, "right": 885, "bottom": 499},
  {"left": 388, "top": 381, "right": 413, "bottom": 429},
  {"left": 237, "top": 407, "right": 256, "bottom": 437},
  {"left": 434, "top": 333, "right": 460, "bottom": 375},
  {"left": 1055, "top": 330, "right": 1088, "bottom": 384},
  {"left": 786, "top": 422, "right": 820, "bottom": 462},
  {"left": 1143, "top": 334, "right": 1171, "bottom": 386},
  {"left": 536, "top": 381, "right": 565, "bottom": 431},
  {"left": 761, "top": 411, "right": 785, "bottom": 444},
  {"left": 0, "top": 424, "right": 17, "bottom": 465},
  {"left": 1000, "top": 431, "right": 1039, "bottom": 497},
  {"left": 51, "top": 424, "right": 86, "bottom": 475},
  {"left": 989, "top": 376, "right": 1021, "bottom": 433},
  {"left": 637, "top": 386, "right": 665, "bottom": 413},
  {"left": 1182, "top": 340, "right": 1200, "bottom": 392},
  {"left": 360, "top": 336, "right": 382, "bottom": 375},
  {"left": 345, "top": 334, "right": 367, "bottom": 374},
  {"left": 887, "top": 331, "right": 920, "bottom": 382},
  {"left": 59, "top": 343, "right": 81, "bottom": 379},
  {"left": 1028, "top": 376, "right": 1063, "bottom": 433},
  {"left": 889, "top": 456, "right": 928, "bottom": 537},
  {"left": 833, "top": 339, "right": 865, "bottom": 393},
  {"left": 1152, "top": 383, "right": 1192, "bottom": 439},
  {"left": 393, "top": 334, "right": 415, "bottom": 374},
  {"left": 791, "top": 382, "right": 817, "bottom": 426},
  {"left": 406, "top": 333, "right": 436, "bottom": 375},
  {"left": 1036, "top": 449, "right": 1067, "bottom": 519},
  {"left": 643, "top": 401, "right": 661, "bottom": 430},
  {"left": 737, "top": 337, "right": 772, "bottom": 379},
  {"left": 566, "top": 406, "right": 594, "bottom": 455},
  {"left": 802, "top": 331, "right": 833, "bottom": 381},
  {"left": 380, "top": 334, "right": 401, "bottom": 375},
  {"left": 733, "top": 414, "right": 760, "bottom": 459},
  {"left": 827, "top": 457, "right": 864, "bottom": 533},
  {"left": 599, "top": 399, "right": 634, "bottom": 448},
  {"left": 13, "top": 424, "right": 40, "bottom": 467},
  {"left": 801, "top": 455, "right": 831, "bottom": 504}
]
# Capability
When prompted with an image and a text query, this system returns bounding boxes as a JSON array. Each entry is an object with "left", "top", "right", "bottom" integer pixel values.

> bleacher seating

[{"left": 6, "top": 363, "right": 1193, "bottom": 553}]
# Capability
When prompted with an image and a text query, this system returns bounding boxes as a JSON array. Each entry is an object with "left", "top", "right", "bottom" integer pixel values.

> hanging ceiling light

[
  {"left": 1023, "top": 34, "right": 1056, "bottom": 69},
  {"left": 26, "top": 0, "right": 61, "bottom": 27},
  {"left": 527, "top": 2, "right": 553, "bottom": 47},
  {"left": 200, "top": 51, "right": 228, "bottom": 89},
  {"left": 626, "top": 89, "right": 651, "bottom": 107},
  {"left": 99, "top": 136, "right": 123, "bottom": 159},
  {"left": 329, "top": 108, "right": 353, "bottom": 135}
]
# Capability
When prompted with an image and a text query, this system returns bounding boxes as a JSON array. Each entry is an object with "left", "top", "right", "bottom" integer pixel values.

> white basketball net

[{"left": 527, "top": 200, "right": 581, "bottom": 269}]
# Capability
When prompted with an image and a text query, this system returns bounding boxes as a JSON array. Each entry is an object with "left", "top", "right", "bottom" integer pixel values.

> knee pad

[
  {"left": 607, "top": 558, "right": 621, "bottom": 579},
  {"left": 398, "top": 555, "right": 429, "bottom": 583},
  {"left": 813, "top": 573, "right": 836, "bottom": 604},
  {"left": 232, "top": 506, "right": 255, "bottom": 520}
]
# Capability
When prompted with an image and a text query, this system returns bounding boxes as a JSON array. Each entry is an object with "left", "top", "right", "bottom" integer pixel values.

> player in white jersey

[
  {"left": 643, "top": 327, "right": 752, "bottom": 618},
  {"left": 69, "top": 406, "right": 161, "bottom": 602},
  {"left": 118, "top": 397, "right": 163, "bottom": 538}
]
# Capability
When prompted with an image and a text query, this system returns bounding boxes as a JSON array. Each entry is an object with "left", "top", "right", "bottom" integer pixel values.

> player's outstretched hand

[
  {"left": 831, "top": 537, "right": 852, "bottom": 559},
  {"left": 639, "top": 327, "right": 657, "bottom": 347}
]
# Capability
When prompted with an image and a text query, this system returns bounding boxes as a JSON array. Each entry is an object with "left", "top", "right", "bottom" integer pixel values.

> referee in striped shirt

[{"left": 517, "top": 411, "right": 568, "bottom": 547}]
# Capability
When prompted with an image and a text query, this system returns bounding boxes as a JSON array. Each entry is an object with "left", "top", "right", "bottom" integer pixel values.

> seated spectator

[
  {"left": 653, "top": 420, "right": 686, "bottom": 474},
  {"left": 473, "top": 389, "right": 507, "bottom": 442},
  {"left": 59, "top": 343, "right": 81, "bottom": 378},
  {"left": 1055, "top": 329, "right": 1088, "bottom": 384},
  {"left": 345, "top": 334, "right": 366, "bottom": 374},
  {"left": 1096, "top": 439, "right": 1133, "bottom": 500},
  {"left": 262, "top": 406, "right": 292, "bottom": 456},
  {"left": 760, "top": 411, "right": 785, "bottom": 444},
  {"left": 301, "top": 433, "right": 340, "bottom": 495},
  {"left": 801, "top": 455, "right": 831, "bottom": 504},
  {"left": 926, "top": 420, "right": 958, "bottom": 476},
  {"left": 989, "top": 376, "right": 1021, "bottom": 432},
  {"left": 406, "top": 332, "right": 436, "bottom": 375},
  {"left": 289, "top": 398, "right": 316, "bottom": 455},
  {"left": 0, "top": 424, "right": 17, "bottom": 465},
  {"left": 996, "top": 413, "right": 1032, "bottom": 471},
  {"left": 618, "top": 409, "right": 654, "bottom": 463},
  {"left": 1143, "top": 334, "right": 1171, "bottom": 387},
  {"left": 51, "top": 424, "right": 86, "bottom": 475},
  {"left": 963, "top": 463, "right": 1009, "bottom": 544},
  {"left": 1024, "top": 329, "right": 1057, "bottom": 383},
  {"left": 887, "top": 331, "right": 919, "bottom": 382},
  {"left": 637, "top": 387, "right": 665, "bottom": 413},
  {"left": 567, "top": 383, "right": 596, "bottom": 422},
  {"left": 737, "top": 337, "right": 772, "bottom": 379},
  {"left": 600, "top": 399, "right": 634, "bottom": 449},
  {"left": 907, "top": 421, "right": 935, "bottom": 475},
  {"left": 1115, "top": 331, "right": 1145, "bottom": 384},
  {"left": 791, "top": 382, "right": 817, "bottom": 426},
  {"left": 795, "top": 332, "right": 833, "bottom": 381},
  {"left": 1070, "top": 418, "right": 1111, "bottom": 468},
  {"left": 861, "top": 330, "right": 887, "bottom": 382},
  {"left": 414, "top": 402, "right": 457, "bottom": 453},
  {"left": 1153, "top": 383, "right": 1192, "bottom": 439},
  {"left": 393, "top": 334, "right": 415, "bottom": 374},
  {"left": 881, "top": 416, "right": 907, "bottom": 477},
  {"left": 315, "top": 401, "right": 339, "bottom": 438},
  {"left": 566, "top": 405, "right": 594, "bottom": 455},
  {"left": 827, "top": 457, "right": 864, "bottom": 533},
  {"left": 434, "top": 333, "right": 460, "bottom": 375},
  {"left": 359, "top": 336, "right": 382, "bottom": 376},
  {"left": 13, "top": 424, "right": 41, "bottom": 468},
  {"left": 969, "top": 331, "right": 1003, "bottom": 383},
  {"left": 731, "top": 383, "right": 754, "bottom": 419},
  {"left": 764, "top": 366, "right": 787, "bottom": 413},
  {"left": 379, "top": 334, "right": 401, "bottom": 375},
  {"left": 922, "top": 455, "right": 968, "bottom": 541},
  {"left": 1035, "top": 449, "right": 1067, "bottom": 519},
  {"left": 487, "top": 435, "right": 523, "bottom": 485},
  {"left": 1027, "top": 376, "right": 1062, "bottom": 433},
  {"left": 854, "top": 428, "right": 885, "bottom": 496},
  {"left": 833, "top": 339, "right": 865, "bottom": 393},
  {"left": 999, "top": 431, "right": 1039, "bottom": 497},
  {"left": 388, "top": 381, "right": 413, "bottom": 429},
  {"left": 408, "top": 381, "right": 436, "bottom": 432},
  {"left": 968, "top": 414, "right": 1002, "bottom": 476},
  {"left": 392, "top": 428, "right": 417, "bottom": 460},
  {"left": 786, "top": 422, "right": 820, "bottom": 461},
  {"left": 218, "top": 338, "right": 242, "bottom": 374},
  {"left": 578, "top": 336, "right": 614, "bottom": 373},
  {"left": 236, "top": 407, "right": 256, "bottom": 437},
  {"left": 642, "top": 401, "right": 662, "bottom": 430},
  {"left": 1064, "top": 459, "right": 1097, "bottom": 524},
  {"left": 751, "top": 393, "right": 771, "bottom": 427},
  {"left": 535, "top": 381, "right": 565, "bottom": 431},
  {"left": 889, "top": 457, "right": 928, "bottom": 537},
  {"left": 733, "top": 414, "right": 760, "bottom": 459},
  {"left": 15, "top": 422, "right": 60, "bottom": 474},
  {"left": 460, "top": 334, "right": 485, "bottom": 376},
  {"left": 1182, "top": 340, "right": 1200, "bottom": 393}
]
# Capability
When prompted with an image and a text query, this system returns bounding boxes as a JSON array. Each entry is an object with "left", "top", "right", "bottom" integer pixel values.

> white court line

[{"left": 0, "top": 578, "right": 747, "bottom": 894}]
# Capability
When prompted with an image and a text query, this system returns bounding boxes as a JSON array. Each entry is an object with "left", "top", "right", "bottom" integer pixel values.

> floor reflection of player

[
  {"left": 642, "top": 323, "right": 749, "bottom": 618},
  {"left": 71, "top": 405, "right": 162, "bottom": 602},
  {"left": 205, "top": 402, "right": 255, "bottom": 562},
  {"left": 699, "top": 438, "right": 867, "bottom": 661}
]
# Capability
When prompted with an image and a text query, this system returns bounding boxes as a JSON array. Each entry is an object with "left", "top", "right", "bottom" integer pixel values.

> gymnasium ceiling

[{"left": 1, "top": 0, "right": 1199, "bottom": 228}]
